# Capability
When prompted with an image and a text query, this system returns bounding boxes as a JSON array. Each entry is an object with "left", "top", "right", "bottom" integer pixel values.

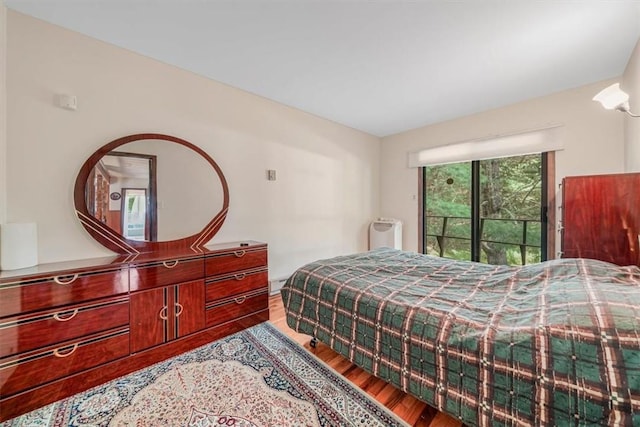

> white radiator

[
  {"left": 369, "top": 218, "right": 402, "bottom": 250},
  {"left": 269, "top": 277, "right": 290, "bottom": 295}
]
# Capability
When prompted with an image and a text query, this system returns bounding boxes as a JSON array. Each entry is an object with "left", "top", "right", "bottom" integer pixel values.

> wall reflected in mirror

[{"left": 85, "top": 139, "right": 224, "bottom": 242}]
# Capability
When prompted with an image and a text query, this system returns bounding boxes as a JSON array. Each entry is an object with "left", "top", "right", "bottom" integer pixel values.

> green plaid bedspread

[{"left": 280, "top": 248, "right": 640, "bottom": 426}]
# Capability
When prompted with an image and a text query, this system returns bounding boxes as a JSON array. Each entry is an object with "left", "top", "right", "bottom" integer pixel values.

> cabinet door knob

[
  {"left": 53, "top": 343, "right": 78, "bottom": 358},
  {"left": 53, "top": 309, "right": 79, "bottom": 322},
  {"left": 53, "top": 274, "right": 79, "bottom": 285},
  {"left": 233, "top": 250, "right": 246, "bottom": 258},
  {"left": 159, "top": 306, "right": 169, "bottom": 320},
  {"left": 162, "top": 260, "right": 179, "bottom": 269},
  {"left": 175, "top": 303, "right": 184, "bottom": 317}
]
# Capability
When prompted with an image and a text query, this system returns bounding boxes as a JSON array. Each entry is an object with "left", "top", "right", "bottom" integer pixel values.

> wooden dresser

[
  {"left": 562, "top": 173, "right": 640, "bottom": 266},
  {"left": 0, "top": 241, "right": 269, "bottom": 421}
]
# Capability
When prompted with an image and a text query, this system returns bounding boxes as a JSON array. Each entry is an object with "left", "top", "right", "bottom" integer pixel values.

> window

[
  {"left": 421, "top": 153, "right": 553, "bottom": 265},
  {"left": 122, "top": 188, "right": 148, "bottom": 241}
]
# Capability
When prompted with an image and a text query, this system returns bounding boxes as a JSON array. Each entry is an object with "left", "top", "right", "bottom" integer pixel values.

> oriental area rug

[{"left": 2, "top": 322, "right": 407, "bottom": 427}]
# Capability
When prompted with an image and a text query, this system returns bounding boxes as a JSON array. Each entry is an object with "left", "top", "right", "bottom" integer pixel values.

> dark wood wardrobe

[{"left": 562, "top": 173, "right": 640, "bottom": 267}]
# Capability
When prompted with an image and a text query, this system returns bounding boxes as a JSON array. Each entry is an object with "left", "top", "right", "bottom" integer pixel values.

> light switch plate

[{"left": 56, "top": 94, "right": 77, "bottom": 110}]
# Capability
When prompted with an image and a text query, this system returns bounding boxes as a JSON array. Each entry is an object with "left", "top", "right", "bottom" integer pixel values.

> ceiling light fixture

[{"left": 593, "top": 83, "right": 639, "bottom": 117}]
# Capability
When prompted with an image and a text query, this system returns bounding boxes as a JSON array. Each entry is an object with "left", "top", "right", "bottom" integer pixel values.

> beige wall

[
  {"left": 623, "top": 37, "right": 640, "bottom": 172},
  {"left": 380, "top": 80, "right": 625, "bottom": 254},
  {"left": 0, "top": 6, "right": 7, "bottom": 225},
  {"left": 5, "top": 11, "right": 380, "bottom": 278}
]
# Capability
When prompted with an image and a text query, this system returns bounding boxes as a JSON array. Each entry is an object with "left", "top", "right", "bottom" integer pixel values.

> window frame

[{"left": 418, "top": 152, "right": 556, "bottom": 263}]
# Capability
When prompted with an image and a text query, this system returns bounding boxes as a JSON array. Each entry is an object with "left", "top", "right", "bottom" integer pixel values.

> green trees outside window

[{"left": 423, "top": 153, "right": 547, "bottom": 265}]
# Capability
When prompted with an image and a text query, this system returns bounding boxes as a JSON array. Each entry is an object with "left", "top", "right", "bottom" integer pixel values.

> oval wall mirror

[{"left": 74, "top": 133, "right": 229, "bottom": 255}]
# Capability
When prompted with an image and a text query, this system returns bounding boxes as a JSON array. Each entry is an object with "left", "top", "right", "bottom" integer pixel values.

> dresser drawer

[
  {"left": 0, "top": 297, "right": 129, "bottom": 358},
  {"left": 205, "top": 290, "right": 268, "bottom": 328},
  {"left": 206, "top": 270, "right": 267, "bottom": 303},
  {"left": 130, "top": 256, "right": 204, "bottom": 291},
  {"left": 205, "top": 249, "right": 267, "bottom": 277},
  {"left": 0, "top": 328, "right": 129, "bottom": 397},
  {"left": 0, "top": 268, "right": 128, "bottom": 318}
]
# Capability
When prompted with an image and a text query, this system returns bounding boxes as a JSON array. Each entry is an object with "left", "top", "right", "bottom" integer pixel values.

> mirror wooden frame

[{"left": 74, "top": 133, "right": 229, "bottom": 255}]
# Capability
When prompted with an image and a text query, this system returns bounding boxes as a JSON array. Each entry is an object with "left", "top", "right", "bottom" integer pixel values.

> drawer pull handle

[
  {"left": 234, "top": 250, "right": 246, "bottom": 258},
  {"left": 234, "top": 296, "right": 247, "bottom": 304},
  {"left": 53, "top": 344, "right": 78, "bottom": 358},
  {"left": 53, "top": 309, "right": 79, "bottom": 322},
  {"left": 159, "top": 306, "right": 168, "bottom": 320},
  {"left": 162, "top": 260, "right": 179, "bottom": 269},
  {"left": 175, "top": 303, "right": 184, "bottom": 317},
  {"left": 54, "top": 274, "right": 79, "bottom": 285},
  {"left": 234, "top": 273, "right": 246, "bottom": 281}
]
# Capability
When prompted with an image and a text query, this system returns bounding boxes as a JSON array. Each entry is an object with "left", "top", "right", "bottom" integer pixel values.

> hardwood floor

[{"left": 268, "top": 294, "right": 463, "bottom": 427}]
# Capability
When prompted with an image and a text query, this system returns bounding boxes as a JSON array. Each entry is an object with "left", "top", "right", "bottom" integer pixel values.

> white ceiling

[
  {"left": 4, "top": 1, "right": 640, "bottom": 137},
  {"left": 101, "top": 155, "right": 150, "bottom": 180}
]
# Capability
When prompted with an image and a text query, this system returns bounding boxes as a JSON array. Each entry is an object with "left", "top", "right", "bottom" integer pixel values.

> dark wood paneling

[
  {"left": 107, "top": 210, "right": 122, "bottom": 234},
  {"left": 176, "top": 280, "right": 205, "bottom": 338},
  {"left": 205, "top": 249, "right": 267, "bottom": 276},
  {"left": 562, "top": 173, "right": 640, "bottom": 266},
  {"left": 206, "top": 270, "right": 268, "bottom": 302},
  {"left": 0, "top": 314, "right": 267, "bottom": 422},
  {"left": 0, "top": 328, "right": 129, "bottom": 397},
  {"left": 129, "top": 257, "right": 204, "bottom": 291},
  {"left": 0, "top": 297, "right": 129, "bottom": 358},
  {"left": 0, "top": 268, "right": 128, "bottom": 318},
  {"left": 130, "top": 288, "right": 166, "bottom": 353},
  {"left": 205, "top": 291, "right": 269, "bottom": 328}
]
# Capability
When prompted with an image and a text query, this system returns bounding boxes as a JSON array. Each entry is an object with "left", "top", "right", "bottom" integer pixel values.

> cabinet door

[
  {"left": 563, "top": 173, "right": 640, "bottom": 266},
  {"left": 130, "top": 280, "right": 205, "bottom": 353},
  {"left": 130, "top": 288, "right": 166, "bottom": 353},
  {"left": 175, "top": 280, "right": 205, "bottom": 338}
]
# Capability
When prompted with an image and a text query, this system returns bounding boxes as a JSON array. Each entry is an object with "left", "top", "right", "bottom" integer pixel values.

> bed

[{"left": 280, "top": 247, "right": 640, "bottom": 426}]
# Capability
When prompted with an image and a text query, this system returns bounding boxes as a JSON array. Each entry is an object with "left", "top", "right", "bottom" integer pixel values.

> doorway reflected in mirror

[
  {"left": 86, "top": 152, "right": 157, "bottom": 241},
  {"left": 122, "top": 188, "right": 148, "bottom": 241}
]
